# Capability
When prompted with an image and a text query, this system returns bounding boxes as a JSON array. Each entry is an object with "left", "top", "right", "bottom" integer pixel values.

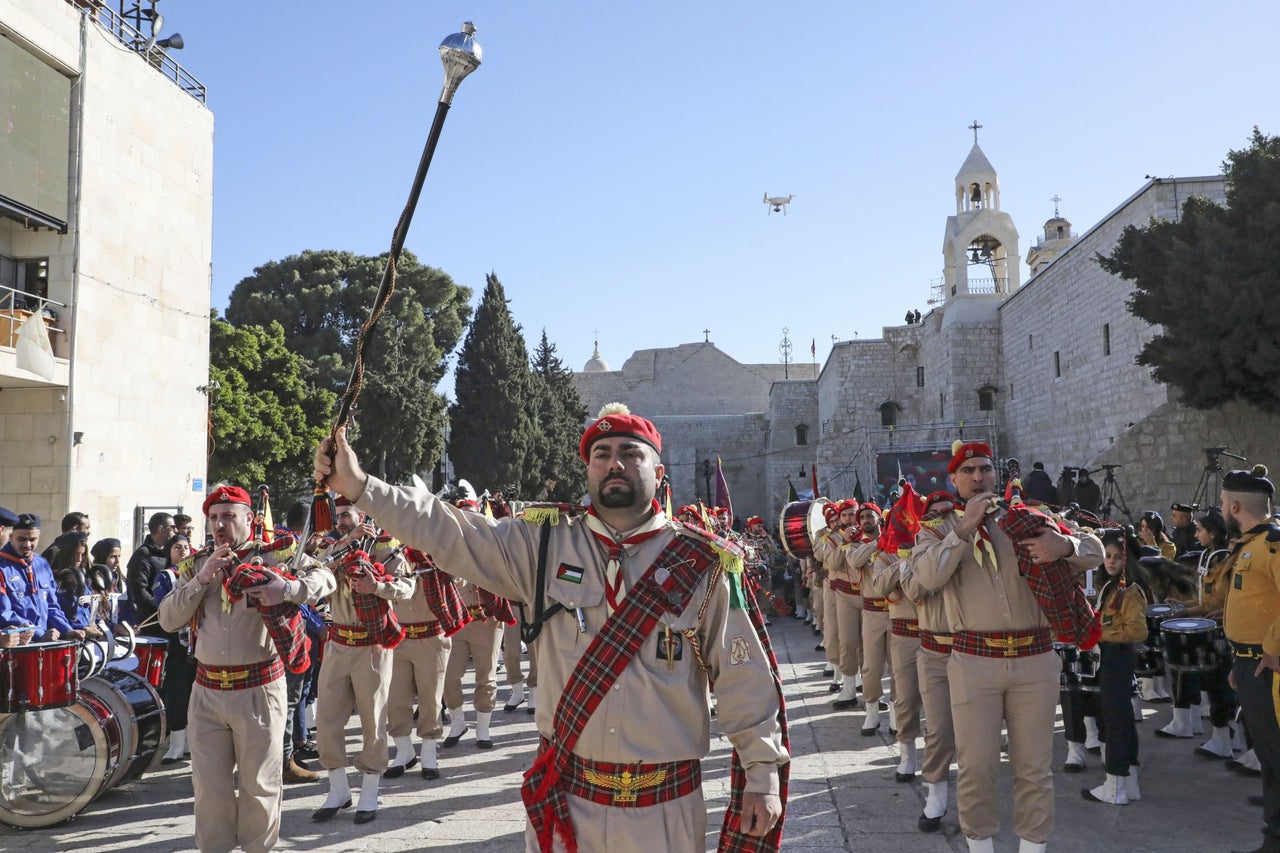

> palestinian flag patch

[{"left": 556, "top": 563, "right": 585, "bottom": 584}]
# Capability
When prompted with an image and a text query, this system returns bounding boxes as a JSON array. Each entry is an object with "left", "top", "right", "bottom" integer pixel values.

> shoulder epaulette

[
  {"left": 672, "top": 520, "right": 744, "bottom": 572},
  {"left": 373, "top": 537, "right": 401, "bottom": 552},
  {"left": 518, "top": 503, "right": 588, "bottom": 526},
  {"left": 921, "top": 516, "right": 946, "bottom": 530},
  {"left": 1266, "top": 522, "right": 1280, "bottom": 543}
]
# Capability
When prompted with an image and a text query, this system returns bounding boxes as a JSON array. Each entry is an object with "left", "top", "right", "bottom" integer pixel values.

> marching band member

[
  {"left": 848, "top": 503, "right": 894, "bottom": 735},
  {"left": 312, "top": 498, "right": 413, "bottom": 825},
  {"left": 1081, "top": 529, "right": 1148, "bottom": 805},
  {"left": 912, "top": 441, "right": 1103, "bottom": 853},
  {"left": 815, "top": 499, "right": 862, "bottom": 706}
]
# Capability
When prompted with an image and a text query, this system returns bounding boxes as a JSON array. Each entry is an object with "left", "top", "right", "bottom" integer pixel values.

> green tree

[
  {"left": 207, "top": 315, "right": 335, "bottom": 498},
  {"left": 224, "top": 249, "right": 471, "bottom": 481},
  {"left": 530, "top": 329, "right": 589, "bottom": 502},
  {"left": 448, "top": 273, "right": 537, "bottom": 494},
  {"left": 1099, "top": 128, "right": 1280, "bottom": 412}
]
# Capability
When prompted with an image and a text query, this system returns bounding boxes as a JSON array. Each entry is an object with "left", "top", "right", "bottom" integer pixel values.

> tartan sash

[
  {"left": 521, "top": 534, "right": 715, "bottom": 853},
  {"left": 996, "top": 505, "right": 1101, "bottom": 649},
  {"left": 343, "top": 552, "right": 405, "bottom": 649},
  {"left": 224, "top": 564, "right": 310, "bottom": 674},
  {"left": 403, "top": 548, "right": 471, "bottom": 637},
  {"left": 478, "top": 586, "right": 518, "bottom": 626}
]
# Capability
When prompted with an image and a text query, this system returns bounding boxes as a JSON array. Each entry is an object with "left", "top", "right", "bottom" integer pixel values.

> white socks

[
  {"left": 1125, "top": 765, "right": 1141, "bottom": 801},
  {"left": 447, "top": 708, "right": 466, "bottom": 739},
  {"left": 476, "top": 711, "right": 492, "bottom": 743},
  {"left": 1086, "top": 773, "right": 1128, "bottom": 805},
  {"left": 323, "top": 768, "right": 351, "bottom": 808},
  {"left": 924, "top": 779, "right": 947, "bottom": 819},
  {"left": 505, "top": 680, "right": 525, "bottom": 707},
  {"left": 422, "top": 739, "right": 438, "bottom": 771},
  {"left": 1065, "top": 741, "right": 1088, "bottom": 768},
  {"left": 164, "top": 729, "right": 187, "bottom": 761},
  {"left": 357, "top": 772, "right": 379, "bottom": 812},
  {"left": 967, "top": 837, "right": 995, "bottom": 853},
  {"left": 527, "top": 688, "right": 537, "bottom": 712},
  {"left": 389, "top": 735, "right": 414, "bottom": 768},
  {"left": 1083, "top": 716, "right": 1103, "bottom": 749},
  {"left": 896, "top": 741, "right": 918, "bottom": 776}
]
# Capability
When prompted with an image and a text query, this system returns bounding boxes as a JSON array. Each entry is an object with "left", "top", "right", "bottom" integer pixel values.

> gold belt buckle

[
  {"left": 211, "top": 668, "right": 248, "bottom": 689},
  {"left": 583, "top": 767, "right": 668, "bottom": 804},
  {"left": 983, "top": 635, "right": 1033, "bottom": 657}
]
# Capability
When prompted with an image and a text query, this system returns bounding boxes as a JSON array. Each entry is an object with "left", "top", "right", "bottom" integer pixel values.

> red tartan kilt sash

[
  {"left": 891, "top": 618, "right": 920, "bottom": 638},
  {"left": 862, "top": 597, "right": 889, "bottom": 612},
  {"left": 196, "top": 657, "right": 284, "bottom": 691},
  {"left": 952, "top": 627, "right": 1053, "bottom": 659},
  {"left": 328, "top": 624, "right": 378, "bottom": 647},
  {"left": 400, "top": 620, "right": 443, "bottom": 640},
  {"left": 559, "top": 746, "right": 701, "bottom": 808},
  {"left": 829, "top": 579, "right": 860, "bottom": 596},
  {"left": 919, "top": 630, "right": 953, "bottom": 655}
]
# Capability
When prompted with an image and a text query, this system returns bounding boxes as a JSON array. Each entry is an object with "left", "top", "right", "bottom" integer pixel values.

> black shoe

[
  {"left": 861, "top": 725, "right": 879, "bottom": 737},
  {"left": 383, "top": 756, "right": 418, "bottom": 778},
  {"left": 441, "top": 727, "right": 467, "bottom": 748},
  {"left": 828, "top": 682, "right": 842, "bottom": 693},
  {"left": 1085, "top": 745, "right": 1102, "bottom": 755},
  {"left": 160, "top": 755, "right": 186, "bottom": 766},
  {"left": 832, "top": 698, "right": 858, "bottom": 711},
  {"left": 354, "top": 809, "right": 377, "bottom": 825},
  {"left": 815, "top": 643, "right": 826, "bottom": 652},
  {"left": 476, "top": 739, "right": 493, "bottom": 750},
  {"left": 311, "top": 799, "right": 352, "bottom": 821},
  {"left": 503, "top": 698, "right": 525, "bottom": 712},
  {"left": 293, "top": 740, "right": 320, "bottom": 760},
  {"left": 527, "top": 706, "right": 536, "bottom": 715},
  {"left": 895, "top": 771, "right": 915, "bottom": 783},
  {"left": 1062, "top": 763, "right": 1084, "bottom": 774},
  {"left": 918, "top": 811, "right": 944, "bottom": 833},
  {"left": 822, "top": 666, "right": 835, "bottom": 677},
  {"left": 422, "top": 766, "right": 441, "bottom": 780}
]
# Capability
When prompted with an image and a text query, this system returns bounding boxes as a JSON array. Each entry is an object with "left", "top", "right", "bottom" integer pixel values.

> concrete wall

[{"left": 0, "top": 1, "right": 213, "bottom": 543}]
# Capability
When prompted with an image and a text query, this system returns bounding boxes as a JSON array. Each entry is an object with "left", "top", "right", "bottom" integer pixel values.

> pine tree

[
  {"left": 530, "top": 329, "right": 589, "bottom": 503},
  {"left": 448, "top": 273, "right": 537, "bottom": 494}
]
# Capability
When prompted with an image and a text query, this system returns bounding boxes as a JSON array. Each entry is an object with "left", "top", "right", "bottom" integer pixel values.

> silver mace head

[{"left": 439, "top": 21, "right": 482, "bottom": 105}]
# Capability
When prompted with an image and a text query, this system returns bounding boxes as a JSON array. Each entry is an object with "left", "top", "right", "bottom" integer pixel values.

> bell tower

[{"left": 940, "top": 122, "right": 1021, "bottom": 300}]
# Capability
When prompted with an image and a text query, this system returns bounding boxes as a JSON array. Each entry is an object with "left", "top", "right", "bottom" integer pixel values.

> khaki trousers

[
  {"left": 524, "top": 788, "right": 706, "bottom": 852},
  {"left": 830, "top": 589, "right": 863, "bottom": 678},
  {"left": 188, "top": 677, "right": 286, "bottom": 853},
  {"left": 889, "top": 632, "right": 922, "bottom": 742},
  {"left": 810, "top": 582, "right": 824, "bottom": 630},
  {"left": 388, "top": 634, "right": 450, "bottom": 740},
  {"left": 443, "top": 618, "right": 502, "bottom": 712},
  {"left": 860, "top": 609, "right": 892, "bottom": 704},
  {"left": 917, "top": 648, "right": 955, "bottom": 783},
  {"left": 316, "top": 642, "right": 394, "bottom": 774},
  {"left": 502, "top": 620, "right": 539, "bottom": 688},
  {"left": 948, "top": 650, "right": 1059, "bottom": 843}
]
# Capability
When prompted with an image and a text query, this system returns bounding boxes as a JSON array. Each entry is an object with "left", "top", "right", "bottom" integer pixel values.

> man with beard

[
  {"left": 814, "top": 499, "right": 863, "bottom": 707},
  {"left": 126, "top": 511, "right": 176, "bottom": 630},
  {"left": 314, "top": 403, "right": 788, "bottom": 853},
  {"left": 1221, "top": 465, "right": 1280, "bottom": 853},
  {"left": 912, "top": 442, "right": 1103, "bottom": 853}
]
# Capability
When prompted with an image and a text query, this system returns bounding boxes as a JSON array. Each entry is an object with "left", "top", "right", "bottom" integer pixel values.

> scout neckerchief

[
  {"left": 521, "top": 531, "right": 712, "bottom": 853},
  {"left": 0, "top": 545, "right": 35, "bottom": 588},
  {"left": 584, "top": 501, "right": 667, "bottom": 613},
  {"left": 953, "top": 498, "right": 999, "bottom": 569}
]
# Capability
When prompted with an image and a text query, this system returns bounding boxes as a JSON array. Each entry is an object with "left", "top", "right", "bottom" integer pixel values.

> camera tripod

[
  {"left": 1096, "top": 464, "right": 1132, "bottom": 522},
  {"left": 1191, "top": 446, "right": 1246, "bottom": 509}
]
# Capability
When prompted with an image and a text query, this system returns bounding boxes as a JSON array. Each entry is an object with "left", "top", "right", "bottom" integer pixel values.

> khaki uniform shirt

[
  {"left": 356, "top": 477, "right": 789, "bottom": 793},
  {"left": 867, "top": 551, "right": 918, "bottom": 620},
  {"left": 843, "top": 538, "right": 879, "bottom": 591},
  {"left": 158, "top": 544, "right": 334, "bottom": 666},
  {"left": 1224, "top": 522, "right": 1280, "bottom": 653},
  {"left": 321, "top": 539, "right": 413, "bottom": 625},
  {"left": 813, "top": 527, "right": 852, "bottom": 581},
  {"left": 911, "top": 510, "right": 1104, "bottom": 634}
]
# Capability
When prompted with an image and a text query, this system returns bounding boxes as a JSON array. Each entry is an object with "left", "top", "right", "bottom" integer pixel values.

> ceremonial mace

[{"left": 311, "top": 21, "right": 483, "bottom": 534}]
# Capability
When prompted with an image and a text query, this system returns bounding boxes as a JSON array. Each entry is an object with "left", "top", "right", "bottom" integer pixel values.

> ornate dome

[{"left": 583, "top": 341, "right": 610, "bottom": 372}]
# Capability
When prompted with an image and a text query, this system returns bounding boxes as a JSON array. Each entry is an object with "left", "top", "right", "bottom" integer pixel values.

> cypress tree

[
  {"left": 448, "top": 273, "right": 536, "bottom": 494},
  {"left": 530, "top": 329, "right": 589, "bottom": 503}
]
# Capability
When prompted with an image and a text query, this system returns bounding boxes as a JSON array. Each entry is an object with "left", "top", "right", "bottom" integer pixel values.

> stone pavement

[{"left": 0, "top": 613, "right": 1267, "bottom": 851}]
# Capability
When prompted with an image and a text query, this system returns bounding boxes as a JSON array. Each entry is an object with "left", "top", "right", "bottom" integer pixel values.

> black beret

[
  {"left": 1223, "top": 468, "right": 1275, "bottom": 496},
  {"left": 90, "top": 538, "right": 121, "bottom": 562},
  {"left": 0, "top": 506, "right": 17, "bottom": 527},
  {"left": 1170, "top": 502, "right": 1194, "bottom": 513},
  {"left": 12, "top": 513, "right": 41, "bottom": 531}
]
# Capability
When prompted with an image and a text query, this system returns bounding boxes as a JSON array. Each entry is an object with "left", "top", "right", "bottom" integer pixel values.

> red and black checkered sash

[
  {"left": 402, "top": 547, "right": 470, "bottom": 638},
  {"left": 225, "top": 563, "right": 310, "bottom": 674},
  {"left": 343, "top": 551, "right": 405, "bottom": 650},
  {"left": 717, "top": 577, "right": 790, "bottom": 853},
  {"left": 521, "top": 534, "right": 714, "bottom": 853},
  {"left": 478, "top": 587, "right": 517, "bottom": 626},
  {"left": 995, "top": 504, "right": 1101, "bottom": 650}
]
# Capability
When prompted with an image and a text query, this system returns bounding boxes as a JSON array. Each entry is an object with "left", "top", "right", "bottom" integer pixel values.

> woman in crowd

[
  {"left": 152, "top": 532, "right": 197, "bottom": 764},
  {"left": 1138, "top": 511, "right": 1177, "bottom": 560}
]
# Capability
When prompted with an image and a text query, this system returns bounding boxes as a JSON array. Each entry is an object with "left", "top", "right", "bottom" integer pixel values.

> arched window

[
  {"left": 795, "top": 424, "right": 809, "bottom": 446},
  {"left": 977, "top": 385, "right": 997, "bottom": 411},
  {"left": 878, "top": 401, "right": 900, "bottom": 427}
]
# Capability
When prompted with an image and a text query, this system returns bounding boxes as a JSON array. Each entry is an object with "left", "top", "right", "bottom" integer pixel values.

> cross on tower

[
  {"left": 1051, "top": 194, "right": 1062, "bottom": 217},
  {"left": 703, "top": 328, "right": 711, "bottom": 343},
  {"left": 969, "top": 120, "right": 983, "bottom": 143}
]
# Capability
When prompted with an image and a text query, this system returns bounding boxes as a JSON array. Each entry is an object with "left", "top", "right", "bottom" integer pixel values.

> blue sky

[{"left": 165, "top": 1, "right": 1278, "bottom": 385}]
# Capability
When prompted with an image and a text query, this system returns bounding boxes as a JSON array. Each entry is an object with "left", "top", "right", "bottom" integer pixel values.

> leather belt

[
  {"left": 328, "top": 624, "right": 376, "bottom": 647},
  {"left": 952, "top": 627, "right": 1052, "bottom": 659},
  {"left": 195, "top": 658, "right": 284, "bottom": 691}
]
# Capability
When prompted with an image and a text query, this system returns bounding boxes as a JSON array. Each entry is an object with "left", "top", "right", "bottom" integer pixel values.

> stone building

[
  {"left": 0, "top": 1, "right": 213, "bottom": 543},
  {"left": 574, "top": 140, "right": 1280, "bottom": 527}
]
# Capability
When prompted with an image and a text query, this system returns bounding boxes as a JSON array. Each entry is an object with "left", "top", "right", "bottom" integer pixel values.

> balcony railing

[
  {"left": 0, "top": 283, "right": 68, "bottom": 357},
  {"left": 66, "top": 1, "right": 207, "bottom": 103}
]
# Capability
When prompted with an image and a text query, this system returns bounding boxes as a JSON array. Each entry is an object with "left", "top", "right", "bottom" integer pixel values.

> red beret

[
  {"left": 858, "top": 502, "right": 881, "bottom": 519},
  {"left": 948, "top": 442, "right": 994, "bottom": 474},
  {"left": 579, "top": 405, "right": 662, "bottom": 462},
  {"left": 456, "top": 499, "right": 479, "bottom": 511},
  {"left": 821, "top": 502, "right": 840, "bottom": 522},
  {"left": 334, "top": 495, "right": 355, "bottom": 508},
  {"left": 835, "top": 499, "right": 859, "bottom": 515},
  {"left": 746, "top": 515, "right": 764, "bottom": 527},
  {"left": 202, "top": 485, "right": 252, "bottom": 516}
]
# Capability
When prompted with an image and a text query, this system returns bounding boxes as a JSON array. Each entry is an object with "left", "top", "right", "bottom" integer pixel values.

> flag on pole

[
  {"left": 810, "top": 338, "right": 816, "bottom": 357},
  {"left": 786, "top": 479, "right": 799, "bottom": 503},
  {"left": 810, "top": 463, "right": 820, "bottom": 499},
  {"left": 853, "top": 472, "right": 865, "bottom": 502},
  {"left": 15, "top": 311, "right": 54, "bottom": 381},
  {"left": 714, "top": 456, "right": 732, "bottom": 522},
  {"left": 261, "top": 491, "right": 275, "bottom": 543}
]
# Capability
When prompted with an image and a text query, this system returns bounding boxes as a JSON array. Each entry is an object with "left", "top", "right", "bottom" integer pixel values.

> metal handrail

[
  {"left": 66, "top": 1, "right": 207, "bottom": 103},
  {"left": 0, "top": 282, "right": 68, "bottom": 347}
]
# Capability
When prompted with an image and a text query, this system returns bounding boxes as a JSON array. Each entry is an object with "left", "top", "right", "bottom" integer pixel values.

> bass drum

[
  {"left": 779, "top": 498, "right": 830, "bottom": 560},
  {"left": 0, "top": 668, "right": 166, "bottom": 828}
]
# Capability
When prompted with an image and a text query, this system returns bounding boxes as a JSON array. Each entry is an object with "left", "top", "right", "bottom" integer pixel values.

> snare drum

[
  {"left": 1135, "top": 603, "right": 1184, "bottom": 677},
  {"left": 130, "top": 637, "right": 169, "bottom": 690},
  {"left": 1055, "top": 643, "right": 1080, "bottom": 692},
  {"left": 1075, "top": 648, "right": 1102, "bottom": 693},
  {"left": 1161, "top": 617, "right": 1229, "bottom": 673},
  {"left": 0, "top": 641, "right": 79, "bottom": 713},
  {"left": 0, "top": 668, "right": 166, "bottom": 828}
]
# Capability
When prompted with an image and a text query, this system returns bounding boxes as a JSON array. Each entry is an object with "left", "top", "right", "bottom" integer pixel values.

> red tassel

[{"left": 311, "top": 483, "right": 335, "bottom": 535}]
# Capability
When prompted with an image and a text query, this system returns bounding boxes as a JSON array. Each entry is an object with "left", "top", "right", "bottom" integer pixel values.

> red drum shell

[
  {"left": 0, "top": 641, "right": 79, "bottom": 713},
  {"left": 778, "top": 499, "right": 829, "bottom": 560}
]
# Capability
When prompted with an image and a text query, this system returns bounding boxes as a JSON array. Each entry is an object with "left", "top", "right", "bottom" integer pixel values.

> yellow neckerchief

[{"left": 584, "top": 504, "right": 668, "bottom": 614}]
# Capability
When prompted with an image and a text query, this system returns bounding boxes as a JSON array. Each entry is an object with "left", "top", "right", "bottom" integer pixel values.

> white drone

[{"left": 763, "top": 192, "right": 795, "bottom": 215}]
